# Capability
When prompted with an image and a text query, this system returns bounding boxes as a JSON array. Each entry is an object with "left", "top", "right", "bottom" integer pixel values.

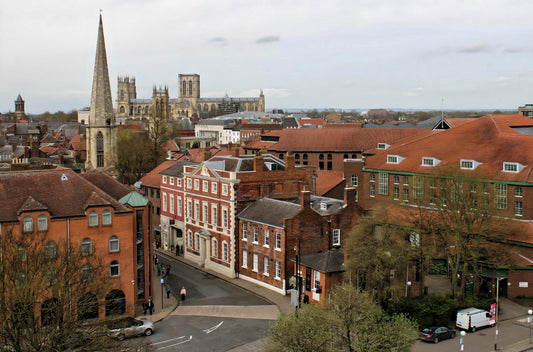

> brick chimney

[
  {"left": 203, "top": 148, "right": 212, "bottom": 161},
  {"left": 300, "top": 187, "right": 311, "bottom": 209},
  {"left": 253, "top": 154, "right": 264, "bottom": 173},
  {"left": 232, "top": 145, "right": 240, "bottom": 157},
  {"left": 344, "top": 187, "right": 356, "bottom": 205},
  {"left": 285, "top": 151, "right": 295, "bottom": 170}
]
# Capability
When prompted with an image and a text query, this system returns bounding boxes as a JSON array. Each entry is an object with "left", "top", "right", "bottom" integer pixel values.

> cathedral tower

[
  {"left": 116, "top": 76, "right": 136, "bottom": 117},
  {"left": 152, "top": 86, "right": 170, "bottom": 121},
  {"left": 85, "top": 14, "right": 118, "bottom": 173}
]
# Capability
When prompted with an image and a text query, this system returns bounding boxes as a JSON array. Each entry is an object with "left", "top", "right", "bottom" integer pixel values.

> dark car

[{"left": 419, "top": 326, "right": 456, "bottom": 343}]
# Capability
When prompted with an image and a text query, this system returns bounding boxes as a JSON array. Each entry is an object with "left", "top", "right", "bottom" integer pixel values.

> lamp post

[
  {"left": 460, "top": 330, "right": 465, "bottom": 351},
  {"left": 494, "top": 277, "right": 504, "bottom": 350},
  {"left": 527, "top": 309, "right": 533, "bottom": 343}
]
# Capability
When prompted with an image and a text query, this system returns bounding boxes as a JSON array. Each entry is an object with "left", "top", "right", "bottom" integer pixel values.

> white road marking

[
  {"left": 151, "top": 335, "right": 187, "bottom": 345},
  {"left": 156, "top": 335, "right": 192, "bottom": 350},
  {"left": 203, "top": 321, "right": 223, "bottom": 334}
]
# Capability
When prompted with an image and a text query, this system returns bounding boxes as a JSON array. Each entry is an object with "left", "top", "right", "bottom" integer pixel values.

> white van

[{"left": 456, "top": 307, "right": 495, "bottom": 332}]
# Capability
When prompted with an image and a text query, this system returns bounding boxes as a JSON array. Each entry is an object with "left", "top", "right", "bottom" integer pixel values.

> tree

[
  {"left": 0, "top": 225, "right": 140, "bottom": 351},
  {"left": 344, "top": 209, "right": 412, "bottom": 308},
  {"left": 265, "top": 284, "right": 418, "bottom": 352},
  {"left": 117, "top": 129, "right": 152, "bottom": 185}
]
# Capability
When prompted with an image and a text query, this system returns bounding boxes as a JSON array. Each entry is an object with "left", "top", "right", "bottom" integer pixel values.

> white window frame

[
  {"left": 377, "top": 143, "right": 390, "bottom": 150},
  {"left": 264, "top": 229, "right": 270, "bottom": 247},
  {"left": 89, "top": 211, "right": 98, "bottom": 227},
  {"left": 37, "top": 214, "right": 48, "bottom": 231},
  {"left": 162, "top": 192, "right": 168, "bottom": 212},
  {"left": 503, "top": 162, "right": 525, "bottom": 173},
  {"left": 109, "top": 235, "right": 119, "bottom": 252},
  {"left": 169, "top": 194, "right": 174, "bottom": 214},
  {"left": 195, "top": 201, "right": 200, "bottom": 220},
  {"left": 202, "top": 202, "right": 209, "bottom": 223},
  {"left": 253, "top": 253, "right": 258, "bottom": 272},
  {"left": 264, "top": 257, "right": 269, "bottom": 275},
  {"left": 212, "top": 238, "right": 218, "bottom": 258},
  {"left": 170, "top": 177, "right": 174, "bottom": 185},
  {"left": 386, "top": 155, "right": 405, "bottom": 164},
  {"left": 242, "top": 222, "right": 248, "bottom": 240},
  {"left": 242, "top": 250, "right": 248, "bottom": 268},
  {"left": 253, "top": 226, "right": 258, "bottom": 243},
  {"left": 187, "top": 200, "right": 192, "bottom": 219},
  {"left": 222, "top": 208, "right": 228, "bottom": 228},
  {"left": 223, "top": 242, "right": 228, "bottom": 262},
  {"left": 222, "top": 184, "right": 229, "bottom": 196},
  {"left": 187, "top": 231, "right": 193, "bottom": 248},
  {"left": 195, "top": 234, "right": 200, "bottom": 250},
  {"left": 162, "top": 176, "right": 167, "bottom": 184},
  {"left": 421, "top": 157, "right": 440, "bottom": 167},
  {"left": 102, "top": 210, "right": 111, "bottom": 225},
  {"left": 110, "top": 261, "right": 120, "bottom": 277},
  {"left": 203, "top": 180, "right": 208, "bottom": 192},
  {"left": 378, "top": 172, "right": 388, "bottom": 195},
  {"left": 333, "top": 229, "right": 340, "bottom": 246},
  {"left": 212, "top": 182, "right": 217, "bottom": 194},
  {"left": 177, "top": 196, "right": 182, "bottom": 216},
  {"left": 212, "top": 205, "right": 218, "bottom": 225},
  {"left": 275, "top": 261, "right": 281, "bottom": 279},
  {"left": 187, "top": 178, "right": 192, "bottom": 189},
  {"left": 313, "top": 270, "right": 320, "bottom": 290},
  {"left": 275, "top": 232, "right": 281, "bottom": 250}
]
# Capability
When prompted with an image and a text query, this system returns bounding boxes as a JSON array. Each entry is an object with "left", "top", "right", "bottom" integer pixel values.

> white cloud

[{"left": 495, "top": 76, "right": 511, "bottom": 82}]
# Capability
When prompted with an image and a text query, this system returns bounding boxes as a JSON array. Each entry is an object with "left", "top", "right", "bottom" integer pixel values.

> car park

[
  {"left": 106, "top": 317, "right": 154, "bottom": 340},
  {"left": 419, "top": 326, "right": 456, "bottom": 343}
]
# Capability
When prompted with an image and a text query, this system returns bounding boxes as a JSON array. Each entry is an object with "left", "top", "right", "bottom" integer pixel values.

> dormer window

[
  {"left": 460, "top": 159, "right": 482, "bottom": 170},
  {"left": 387, "top": 155, "right": 404, "bottom": 164},
  {"left": 422, "top": 157, "right": 440, "bottom": 167},
  {"left": 378, "top": 143, "right": 390, "bottom": 150},
  {"left": 502, "top": 162, "right": 525, "bottom": 173},
  {"left": 320, "top": 202, "right": 327, "bottom": 210}
]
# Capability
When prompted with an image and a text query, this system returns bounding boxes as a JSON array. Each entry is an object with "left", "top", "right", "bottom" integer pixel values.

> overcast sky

[{"left": 2, "top": 0, "right": 533, "bottom": 114}]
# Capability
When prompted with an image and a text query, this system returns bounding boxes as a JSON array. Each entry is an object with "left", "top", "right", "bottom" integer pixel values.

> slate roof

[
  {"left": 0, "top": 168, "right": 130, "bottom": 222},
  {"left": 364, "top": 114, "right": 533, "bottom": 183},
  {"left": 238, "top": 198, "right": 301, "bottom": 228},
  {"left": 293, "top": 248, "right": 345, "bottom": 273},
  {"left": 272, "top": 128, "right": 426, "bottom": 152},
  {"left": 292, "top": 195, "right": 346, "bottom": 216},
  {"left": 206, "top": 154, "right": 285, "bottom": 172},
  {"left": 81, "top": 169, "right": 131, "bottom": 200},
  {"left": 159, "top": 160, "right": 199, "bottom": 177},
  {"left": 119, "top": 191, "right": 149, "bottom": 207}
]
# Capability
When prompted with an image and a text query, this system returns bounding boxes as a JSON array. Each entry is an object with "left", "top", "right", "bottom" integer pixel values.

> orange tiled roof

[
  {"left": 315, "top": 171, "right": 344, "bottom": 196},
  {"left": 139, "top": 161, "right": 177, "bottom": 188},
  {"left": 162, "top": 140, "right": 180, "bottom": 153},
  {"left": 243, "top": 139, "right": 277, "bottom": 150},
  {"left": 299, "top": 119, "right": 324, "bottom": 126},
  {"left": 39, "top": 146, "right": 59, "bottom": 155},
  {"left": 364, "top": 114, "right": 533, "bottom": 183},
  {"left": 273, "top": 128, "right": 426, "bottom": 152}
]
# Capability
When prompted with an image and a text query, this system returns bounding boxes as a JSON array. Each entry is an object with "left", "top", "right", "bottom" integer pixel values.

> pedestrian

[
  {"left": 180, "top": 286, "right": 187, "bottom": 301},
  {"left": 166, "top": 284, "right": 172, "bottom": 299},
  {"left": 142, "top": 300, "right": 149, "bottom": 314},
  {"left": 176, "top": 245, "right": 180, "bottom": 256},
  {"left": 157, "top": 264, "right": 161, "bottom": 276},
  {"left": 154, "top": 253, "right": 158, "bottom": 265},
  {"left": 147, "top": 298, "right": 155, "bottom": 315},
  {"left": 166, "top": 264, "right": 171, "bottom": 276}
]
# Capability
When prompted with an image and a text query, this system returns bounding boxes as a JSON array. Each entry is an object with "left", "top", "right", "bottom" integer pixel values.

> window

[
  {"left": 377, "top": 143, "right": 390, "bottom": 150},
  {"left": 410, "top": 231, "right": 420, "bottom": 246},
  {"left": 212, "top": 206, "right": 217, "bottom": 225},
  {"left": 516, "top": 187, "right": 523, "bottom": 197},
  {"left": 460, "top": 160, "right": 474, "bottom": 170},
  {"left": 275, "top": 232, "right": 281, "bottom": 250},
  {"left": 369, "top": 184, "right": 375, "bottom": 197},
  {"left": 195, "top": 202, "right": 200, "bottom": 220},
  {"left": 403, "top": 176, "right": 409, "bottom": 186},
  {"left": 370, "top": 174, "right": 375, "bottom": 182},
  {"left": 212, "top": 239, "right": 218, "bottom": 258},
  {"left": 16, "top": 245, "right": 27, "bottom": 262},
  {"left": 275, "top": 261, "right": 281, "bottom": 279},
  {"left": 37, "top": 214, "right": 48, "bottom": 231},
  {"left": 109, "top": 235, "right": 119, "bottom": 252},
  {"left": 393, "top": 176, "right": 399, "bottom": 184},
  {"left": 81, "top": 238, "right": 92, "bottom": 255},
  {"left": 314, "top": 270, "right": 320, "bottom": 290},
  {"left": 413, "top": 175, "right": 424, "bottom": 199},
  {"left": 89, "top": 210, "right": 98, "bottom": 227},
  {"left": 223, "top": 209, "right": 228, "bottom": 228},
  {"left": 178, "top": 197, "right": 182, "bottom": 216},
  {"left": 393, "top": 187, "right": 399, "bottom": 200},
  {"left": 387, "top": 155, "right": 404, "bottom": 164},
  {"left": 162, "top": 176, "right": 167, "bottom": 184},
  {"left": 320, "top": 202, "right": 327, "bottom": 210},
  {"left": 253, "top": 254, "right": 258, "bottom": 272},
  {"left": 429, "top": 190, "right": 436, "bottom": 205},
  {"left": 194, "top": 179, "right": 200, "bottom": 190},
  {"left": 422, "top": 157, "right": 440, "bottom": 167},
  {"left": 187, "top": 178, "right": 192, "bottom": 189},
  {"left": 351, "top": 174, "right": 358, "bottom": 187},
  {"left": 23, "top": 216, "right": 33, "bottom": 232},
  {"left": 494, "top": 183, "right": 508, "bottom": 210},
  {"left": 264, "top": 257, "right": 269, "bottom": 275},
  {"left": 177, "top": 179, "right": 182, "bottom": 186},
  {"left": 503, "top": 162, "right": 524, "bottom": 173},
  {"left": 212, "top": 182, "right": 217, "bottom": 194},
  {"left": 222, "top": 184, "right": 229, "bottom": 196},
  {"left": 253, "top": 226, "right": 258, "bottom": 243},
  {"left": 203, "top": 203, "right": 208, "bottom": 222},
  {"left": 162, "top": 193, "right": 167, "bottom": 212},
  {"left": 203, "top": 180, "right": 208, "bottom": 192},
  {"left": 188, "top": 231, "right": 193, "bottom": 248},
  {"left": 102, "top": 210, "right": 112, "bottom": 225},
  {"left": 333, "top": 229, "right": 340, "bottom": 246},
  {"left": 195, "top": 234, "right": 200, "bottom": 251},
  {"left": 170, "top": 195, "right": 175, "bottom": 214},
  {"left": 515, "top": 201, "right": 523, "bottom": 216},
  {"left": 242, "top": 223, "right": 248, "bottom": 240},
  {"left": 264, "top": 229, "right": 270, "bottom": 247},
  {"left": 242, "top": 250, "right": 248, "bottom": 267},
  {"left": 82, "top": 264, "right": 93, "bottom": 282},
  {"left": 44, "top": 241, "right": 57, "bottom": 260},
  {"left": 170, "top": 177, "right": 174, "bottom": 185},
  {"left": 110, "top": 261, "right": 120, "bottom": 277},
  {"left": 403, "top": 188, "right": 409, "bottom": 203},
  {"left": 223, "top": 242, "right": 228, "bottom": 262},
  {"left": 378, "top": 173, "right": 388, "bottom": 195}
]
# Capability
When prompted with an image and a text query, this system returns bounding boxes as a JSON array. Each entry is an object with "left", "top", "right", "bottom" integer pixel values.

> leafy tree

[
  {"left": 117, "top": 129, "right": 152, "bottom": 185},
  {"left": 0, "top": 225, "right": 138, "bottom": 351},
  {"left": 344, "top": 209, "right": 412, "bottom": 308}
]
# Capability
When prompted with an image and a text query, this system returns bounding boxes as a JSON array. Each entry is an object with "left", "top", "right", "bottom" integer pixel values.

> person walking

[
  {"left": 147, "top": 298, "right": 155, "bottom": 315},
  {"left": 165, "top": 264, "right": 171, "bottom": 277},
  {"left": 180, "top": 286, "right": 187, "bottom": 301},
  {"left": 157, "top": 264, "right": 161, "bottom": 276},
  {"left": 176, "top": 245, "right": 180, "bottom": 256},
  {"left": 142, "top": 300, "right": 149, "bottom": 314},
  {"left": 166, "top": 284, "right": 172, "bottom": 299}
]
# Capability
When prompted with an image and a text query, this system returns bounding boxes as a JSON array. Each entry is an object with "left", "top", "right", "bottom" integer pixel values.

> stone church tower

[
  {"left": 116, "top": 76, "right": 136, "bottom": 117},
  {"left": 85, "top": 14, "right": 118, "bottom": 173},
  {"left": 14, "top": 94, "right": 25, "bottom": 121}
]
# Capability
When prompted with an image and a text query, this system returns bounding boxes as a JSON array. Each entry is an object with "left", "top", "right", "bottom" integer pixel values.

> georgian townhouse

[
  {"left": 159, "top": 160, "right": 199, "bottom": 252},
  {"left": 237, "top": 187, "right": 362, "bottom": 303},
  {"left": 345, "top": 114, "right": 533, "bottom": 298},
  {"left": 0, "top": 169, "right": 140, "bottom": 320},
  {"left": 182, "top": 151, "right": 314, "bottom": 278}
]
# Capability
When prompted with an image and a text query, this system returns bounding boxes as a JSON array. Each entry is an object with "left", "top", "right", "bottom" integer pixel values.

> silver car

[{"left": 107, "top": 317, "right": 154, "bottom": 340}]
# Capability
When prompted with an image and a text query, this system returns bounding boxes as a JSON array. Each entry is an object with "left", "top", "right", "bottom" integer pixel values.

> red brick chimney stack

[
  {"left": 285, "top": 151, "right": 295, "bottom": 170},
  {"left": 301, "top": 186, "right": 311, "bottom": 209},
  {"left": 344, "top": 187, "right": 356, "bottom": 205},
  {"left": 253, "top": 153, "right": 264, "bottom": 173}
]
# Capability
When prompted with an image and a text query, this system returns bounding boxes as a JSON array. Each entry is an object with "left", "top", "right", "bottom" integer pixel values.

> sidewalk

[
  {"left": 490, "top": 298, "right": 533, "bottom": 352},
  {"left": 135, "top": 260, "right": 179, "bottom": 323}
]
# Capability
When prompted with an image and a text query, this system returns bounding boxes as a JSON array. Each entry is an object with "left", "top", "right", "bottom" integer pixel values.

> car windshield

[{"left": 422, "top": 328, "right": 432, "bottom": 333}]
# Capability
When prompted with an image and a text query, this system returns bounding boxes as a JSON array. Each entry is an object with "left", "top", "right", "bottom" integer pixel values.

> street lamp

[
  {"left": 460, "top": 330, "right": 465, "bottom": 351},
  {"left": 527, "top": 309, "right": 533, "bottom": 343},
  {"left": 494, "top": 277, "right": 504, "bottom": 350}
]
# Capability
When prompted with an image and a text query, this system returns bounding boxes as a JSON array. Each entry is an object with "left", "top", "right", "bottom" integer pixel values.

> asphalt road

[{"left": 146, "top": 255, "right": 276, "bottom": 351}]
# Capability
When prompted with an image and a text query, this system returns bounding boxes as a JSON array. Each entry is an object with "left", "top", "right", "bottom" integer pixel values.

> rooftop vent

[{"left": 61, "top": 173, "right": 68, "bottom": 181}]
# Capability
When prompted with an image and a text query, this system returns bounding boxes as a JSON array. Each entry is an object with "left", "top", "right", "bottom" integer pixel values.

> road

[{"left": 147, "top": 254, "right": 278, "bottom": 351}]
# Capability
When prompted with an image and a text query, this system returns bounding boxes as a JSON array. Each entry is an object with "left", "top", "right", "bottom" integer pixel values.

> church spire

[{"left": 88, "top": 14, "right": 114, "bottom": 126}]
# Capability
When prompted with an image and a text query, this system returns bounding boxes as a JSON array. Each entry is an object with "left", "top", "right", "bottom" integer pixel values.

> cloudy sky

[{"left": 2, "top": 0, "right": 533, "bottom": 113}]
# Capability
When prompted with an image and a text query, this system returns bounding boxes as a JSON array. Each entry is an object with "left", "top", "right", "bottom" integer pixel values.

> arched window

[
  {"left": 102, "top": 210, "right": 112, "bottom": 225},
  {"left": 119, "top": 106, "right": 125, "bottom": 114},
  {"left": 212, "top": 238, "right": 218, "bottom": 258},
  {"left": 45, "top": 241, "right": 57, "bottom": 260},
  {"left": 41, "top": 298, "right": 60, "bottom": 327},
  {"left": 119, "top": 90, "right": 124, "bottom": 100},
  {"left": 110, "top": 261, "right": 120, "bottom": 277},
  {"left": 37, "top": 214, "right": 48, "bottom": 231},
  {"left": 81, "top": 238, "right": 92, "bottom": 256},
  {"left": 144, "top": 106, "right": 149, "bottom": 114},
  {"left": 223, "top": 242, "right": 228, "bottom": 262},
  {"left": 89, "top": 211, "right": 98, "bottom": 227},
  {"left": 188, "top": 81, "right": 193, "bottom": 96},
  {"left": 23, "top": 216, "right": 33, "bottom": 232},
  {"left": 344, "top": 154, "right": 349, "bottom": 160},
  {"left": 109, "top": 235, "right": 119, "bottom": 252},
  {"left": 105, "top": 289, "right": 125, "bottom": 317},
  {"left": 211, "top": 104, "right": 216, "bottom": 112},
  {"left": 82, "top": 264, "right": 93, "bottom": 282},
  {"left": 319, "top": 154, "right": 324, "bottom": 160},
  {"left": 137, "top": 106, "right": 141, "bottom": 114},
  {"left": 17, "top": 245, "right": 27, "bottom": 262},
  {"left": 182, "top": 81, "right": 186, "bottom": 96},
  {"left": 295, "top": 154, "right": 300, "bottom": 160},
  {"left": 327, "top": 154, "right": 332, "bottom": 160},
  {"left": 279, "top": 154, "right": 284, "bottom": 160},
  {"left": 96, "top": 131, "right": 104, "bottom": 167},
  {"left": 78, "top": 293, "right": 98, "bottom": 321}
]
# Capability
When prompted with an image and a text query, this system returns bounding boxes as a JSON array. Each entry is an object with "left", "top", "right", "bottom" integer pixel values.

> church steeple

[
  {"left": 85, "top": 14, "right": 118, "bottom": 173},
  {"left": 89, "top": 14, "right": 114, "bottom": 126}
]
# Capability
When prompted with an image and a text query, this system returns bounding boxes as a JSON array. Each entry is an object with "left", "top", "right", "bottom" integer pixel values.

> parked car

[
  {"left": 106, "top": 317, "right": 154, "bottom": 340},
  {"left": 419, "top": 326, "right": 456, "bottom": 343},
  {"left": 456, "top": 307, "right": 495, "bottom": 332}
]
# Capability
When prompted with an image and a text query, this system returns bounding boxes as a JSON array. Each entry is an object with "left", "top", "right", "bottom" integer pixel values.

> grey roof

[
  {"left": 292, "top": 195, "right": 345, "bottom": 216},
  {"left": 196, "top": 119, "right": 234, "bottom": 126},
  {"left": 207, "top": 154, "right": 285, "bottom": 172},
  {"left": 178, "top": 118, "right": 194, "bottom": 131},
  {"left": 159, "top": 160, "right": 199, "bottom": 177},
  {"left": 293, "top": 249, "right": 344, "bottom": 273},
  {"left": 130, "top": 99, "right": 152, "bottom": 104},
  {"left": 238, "top": 198, "right": 301, "bottom": 228},
  {"left": 281, "top": 117, "right": 298, "bottom": 128},
  {"left": 16, "top": 94, "right": 23, "bottom": 102},
  {"left": 15, "top": 123, "right": 28, "bottom": 135}
]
